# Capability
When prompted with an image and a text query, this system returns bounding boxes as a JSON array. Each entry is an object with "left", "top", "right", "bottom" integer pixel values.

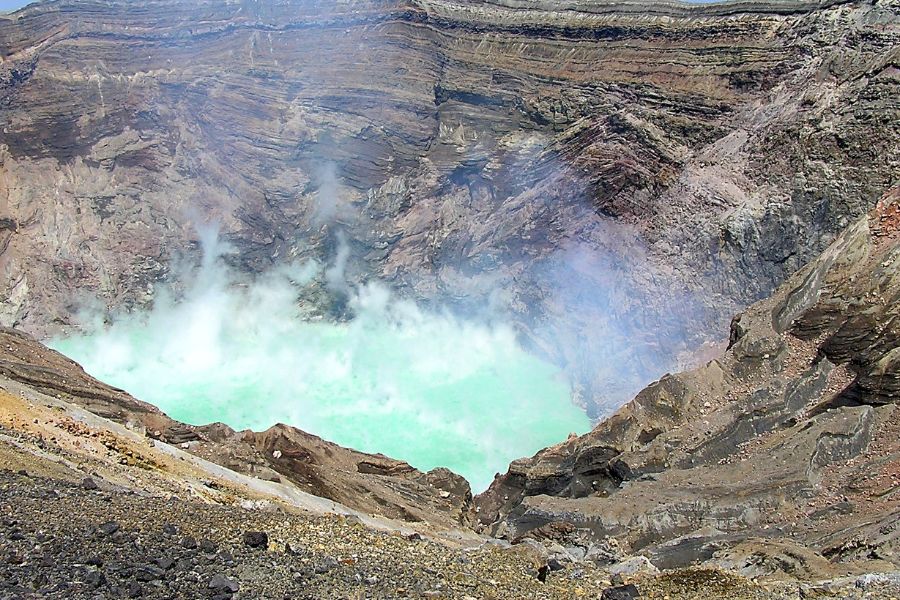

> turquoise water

[{"left": 51, "top": 264, "right": 590, "bottom": 492}]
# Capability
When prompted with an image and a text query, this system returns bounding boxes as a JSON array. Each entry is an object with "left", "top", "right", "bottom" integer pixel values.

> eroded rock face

[
  {"left": 1, "top": 0, "right": 897, "bottom": 413},
  {"left": 475, "top": 192, "right": 900, "bottom": 574}
]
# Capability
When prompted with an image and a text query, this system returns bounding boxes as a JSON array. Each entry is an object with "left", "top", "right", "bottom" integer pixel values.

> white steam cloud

[{"left": 52, "top": 223, "right": 589, "bottom": 492}]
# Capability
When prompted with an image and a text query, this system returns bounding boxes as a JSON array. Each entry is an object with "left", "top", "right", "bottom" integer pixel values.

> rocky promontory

[{"left": 477, "top": 191, "right": 900, "bottom": 582}]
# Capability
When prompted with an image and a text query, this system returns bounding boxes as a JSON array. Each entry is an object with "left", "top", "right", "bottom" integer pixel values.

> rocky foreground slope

[
  {"left": 477, "top": 191, "right": 900, "bottom": 583},
  {"left": 1, "top": 0, "right": 898, "bottom": 412}
]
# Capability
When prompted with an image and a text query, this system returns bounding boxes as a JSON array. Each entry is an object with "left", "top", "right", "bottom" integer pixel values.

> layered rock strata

[
  {"left": 1, "top": 0, "right": 897, "bottom": 412},
  {"left": 476, "top": 192, "right": 900, "bottom": 577}
]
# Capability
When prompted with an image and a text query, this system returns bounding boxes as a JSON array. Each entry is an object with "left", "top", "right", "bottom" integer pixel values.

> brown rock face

[
  {"left": 475, "top": 191, "right": 900, "bottom": 575},
  {"left": 0, "top": 0, "right": 897, "bottom": 414}
]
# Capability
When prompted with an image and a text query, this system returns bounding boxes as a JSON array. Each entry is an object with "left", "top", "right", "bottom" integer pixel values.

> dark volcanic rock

[
  {"left": 242, "top": 531, "right": 268, "bottom": 549},
  {"left": 601, "top": 584, "right": 641, "bottom": 600},
  {"left": 85, "top": 556, "right": 103, "bottom": 567},
  {"left": 134, "top": 565, "right": 165, "bottom": 582},
  {"left": 84, "top": 570, "right": 106, "bottom": 588},
  {"left": 97, "top": 521, "right": 120, "bottom": 536},
  {"left": 208, "top": 574, "right": 239, "bottom": 593}
]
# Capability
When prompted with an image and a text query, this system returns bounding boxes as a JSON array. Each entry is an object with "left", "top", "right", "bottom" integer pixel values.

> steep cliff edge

[
  {"left": 476, "top": 189, "right": 900, "bottom": 579},
  {"left": 1, "top": 0, "right": 897, "bottom": 413}
]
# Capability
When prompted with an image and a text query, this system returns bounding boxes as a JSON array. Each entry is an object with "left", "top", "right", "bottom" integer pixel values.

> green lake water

[{"left": 51, "top": 283, "right": 590, "bottom": 492}]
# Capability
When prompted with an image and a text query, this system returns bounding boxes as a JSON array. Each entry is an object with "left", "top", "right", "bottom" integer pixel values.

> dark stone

[
  {"left": 127, "top": 582, "right": 144, "bottom": 598},
  {"left": 548, "top": 557, "right": 565, "bottom": 571},
  {"left": 98, "top": 521, "right": 120, "bottom": 536},
  {"left": 8, "top": 531, "right": 24, "bottom": 541},
  {"left": 199, "top": 538, "right": 218, "bottom": 553},
  {"left": 209, "top": 574, "right": 240, "bottom": 593},
  {"left": 406, "top": 533, "right": 423, "bottom": 541},
  {"left": 601, "top": 583, "right": 641, "bottom": 600},
  {"left": 105, "top": 561, "right": 124, "bottom": 573},
  {"left": 647, "top": 535, "right": 724, "bottom": 571},
  {"left": 155, "top": 557, "right": 176, "bottom": 571},
  {"left": 537, "top": 564, "right": 550, "bottom": 582},
  {"left": 162, "top": 524, "right": 177, "bottom": 536},
  {"left": 242, "top": 531, "right": 268, "bottom": 549},
  {"left": 84, "top": 570, "right": 106, "bottom": 588},
  {"left": 85, "top": 556, "right": 104, "bottom": 567},
  {"left": 181, "top": 536, "right": 198, "bottom": 550},
  {"left": 314, "top": 556, "right": 339, "bottom": 574},
  {"left": 81, "top": 477, "right": 99, "bottom": 490},
  {"left": 16, "top": 469, "right": 27, "bottom": 476},
  {"left": 809, "top": 500, "right": 855, "bottom": 520},
  {"left": 134, "top": 565, "right": 165, "bottom": 582}
]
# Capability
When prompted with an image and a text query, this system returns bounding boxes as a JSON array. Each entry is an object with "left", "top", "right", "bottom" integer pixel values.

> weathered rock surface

[
  {"left": 476, "top": 192, "right": 900, "bottom": 577},
  {"left": 1, "top": 0, "right": 897, "bottom": 413},
  {"left": 0, "top": 465, "right": 608, "bottom": 599},
  {"left": 0, "top": 3, "right": 899, "bottom": 593}
]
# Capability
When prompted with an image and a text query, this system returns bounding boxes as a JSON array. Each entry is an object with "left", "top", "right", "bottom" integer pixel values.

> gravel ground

[
  {"left": 0, "top": 468, "right": 612, "bottom": 599},
  {"left": 4, "top": 467, "right": 900, "bottom": 599}
]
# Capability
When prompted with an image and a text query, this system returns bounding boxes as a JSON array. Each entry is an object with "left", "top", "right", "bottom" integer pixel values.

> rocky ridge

[{"left": 476, "top": 190, "right": 900, "bottom": 582}]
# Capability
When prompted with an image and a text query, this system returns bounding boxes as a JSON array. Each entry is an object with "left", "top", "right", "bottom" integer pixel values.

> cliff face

[
  {"left": 475, "top": 190, "right": 900, "bottom": 578},
  {"left": 1, "top": 0, "right": 897, "bottom": 413}
]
